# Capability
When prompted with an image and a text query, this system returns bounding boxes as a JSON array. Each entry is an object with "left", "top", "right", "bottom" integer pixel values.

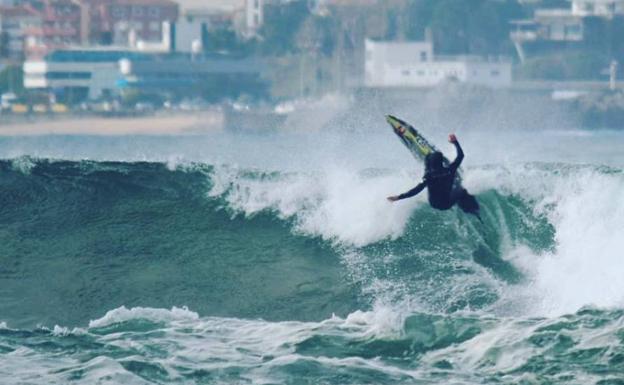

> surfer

[{"left": 387, "top": 134, "right": 481, "bottom": 219}]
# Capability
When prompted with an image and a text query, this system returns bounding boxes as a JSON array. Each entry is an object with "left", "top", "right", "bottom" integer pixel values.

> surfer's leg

[
  {"left": 457, "top": 190, "right": 481, "bottom": 219},
  {"left": 449, "top": 187, "right": 467, "bottom": 207}
]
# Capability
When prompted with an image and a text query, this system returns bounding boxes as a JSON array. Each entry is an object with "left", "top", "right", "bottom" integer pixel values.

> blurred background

[{"left": 0, "top": 0, "right": 622, "bottom": 130}]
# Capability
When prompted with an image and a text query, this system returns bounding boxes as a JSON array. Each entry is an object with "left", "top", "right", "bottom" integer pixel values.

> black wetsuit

[{"left": 394, "top": 141, "right": 466, "bottom": 210}]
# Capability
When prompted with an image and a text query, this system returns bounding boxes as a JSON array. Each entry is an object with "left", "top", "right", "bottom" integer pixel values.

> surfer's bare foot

[{"left": 387, "top": 196, "right": 399, "bottom": 202}]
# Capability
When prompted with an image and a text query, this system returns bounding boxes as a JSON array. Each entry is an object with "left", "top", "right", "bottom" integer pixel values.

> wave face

[
  {"left": 1, "top": 129, "right": 624, "bottom": 384},
  {"left": 0, "top": 159, "right": 363, "bottom": 328}
]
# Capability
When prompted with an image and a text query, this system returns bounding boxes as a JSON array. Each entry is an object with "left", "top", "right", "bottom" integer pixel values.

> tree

[
  {"left": 0, "top": 65, "right": 24, "bottom": 95},
  {"left": 0, "top": 31, "right": 9, "bottom": 59},
  {"left": 404, "top": 0, "right": 525, "bottom": 55},
  {"left": 404, "top": 0, "right": 436, "bottom": 40},
  {"left": 203, "top": 27, "right": 252, "bottom": 55},
  {"left": 295, "top": 15, "right": 338, "bottom": 57},
  {"left": 258, "top": 0, "right": 309, "bottom": 55}
]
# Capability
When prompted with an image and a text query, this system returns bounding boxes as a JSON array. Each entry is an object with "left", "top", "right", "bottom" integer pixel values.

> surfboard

[{"left": 385, "top": 115, "right": 448, "bottom": 165}]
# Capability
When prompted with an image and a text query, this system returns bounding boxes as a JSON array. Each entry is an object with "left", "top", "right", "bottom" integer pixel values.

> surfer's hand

[
  {"left": 448, "top": 134, "right": 457, "bottom": 143},
  {"left": 387, "top": 196, "right": 399, "bottom": 202}
]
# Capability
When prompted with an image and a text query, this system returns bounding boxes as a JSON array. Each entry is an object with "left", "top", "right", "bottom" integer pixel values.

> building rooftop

[
  {"left": 43, "top": 49, "right": 150, "bottom": 62},
  {"left": 115, "top": 0, "right": 178, "bottom": 6},
  {"left": 175, "top": 0, "right": 245, "bottom": 14},
  {"left": 535, "top": 8, "right": 577, "bottom": 18}
]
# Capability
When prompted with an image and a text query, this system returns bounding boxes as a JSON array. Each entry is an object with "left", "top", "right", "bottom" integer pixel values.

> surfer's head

[{"left": 425, "top": 151, "right": 444, "bottom": 172}]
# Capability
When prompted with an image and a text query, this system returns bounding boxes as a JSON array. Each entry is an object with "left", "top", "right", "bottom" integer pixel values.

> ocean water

[{"left": 1, "top": 125, "right": 624, "bottom": 385}]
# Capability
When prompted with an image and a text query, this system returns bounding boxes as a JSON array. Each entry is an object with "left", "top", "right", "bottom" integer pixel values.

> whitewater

[{"left": 1, "top": 116, "right": 623, "bottom": 384}]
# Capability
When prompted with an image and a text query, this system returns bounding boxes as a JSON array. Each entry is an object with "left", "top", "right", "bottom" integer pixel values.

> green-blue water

[{"left": 1, "top": 130, "right": 623, "bottom": 384}]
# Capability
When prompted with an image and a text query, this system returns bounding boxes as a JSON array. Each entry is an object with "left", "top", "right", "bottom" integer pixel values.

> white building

[
  {"left": 364, "top": 39, "right": 512, "bottom": 89},
  {"left": 173, "top": 19, "right": 203, "bottom": 54},
  {"left": 510, "top": 0, "right": 624, "bottom": 62},
  {"left": 176, "top": 0, "right": 264, "bottom": 38},
  {"left": 23, "top": 49, "right": 135, "bottom": 99},
  {"left": 571, "top": 0, "right": 624, "bottom": 17},
  {"left": 245, "top": 0, "right": 263, "bottom": 37}
]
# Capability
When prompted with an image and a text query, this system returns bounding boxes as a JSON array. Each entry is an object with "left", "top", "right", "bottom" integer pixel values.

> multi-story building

[
  {"left": 510, "top": 0, "right": 624, "bottom": 62},
  {"left": 244, "top": 0, "right": 263, "bottom": 37},
  {"left": 22, "top": 48, "right": 146, "bottom": 99},
  {"left": 571, "top": 0, "right": 624, "bottom": 17},
  {"left": 117, "top": 53, "right": 264, "bottom": 92},
  {"left": 0, "top": 4, "right": 41, "bottom": 60},
  {"left": 23, "top": 47, "right": 264, "bottom": 100},
  {"left": 364, "top": 39, "right": 512, "bottom": 89},
  {"left": 6, "top": 0, "right": 179, "bottom": 59},
  {"left": 23, "top": 0, "right": 82, "bottom": 59},
  {"left": 82, "top": 0, "right": 178, "bottom": 46},
  {"left": 177, "top": 0, "right": 264, "bottom": 38}
]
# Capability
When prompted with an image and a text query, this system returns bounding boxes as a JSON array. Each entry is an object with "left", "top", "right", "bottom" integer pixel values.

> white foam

[
  {"left": 472, "top": 165, "right": 624, "bottom": 316},
  {"left": 528, "top": 168, "right": 624, "bottom": 315},
  {"left": 88, "top": 306, "right": 199, "bottom": 329},
  {"left": 10, "top": 156, "right": 37, "bottom": 174},
  {"left": 210, "top": 165, "right": 422, "bottom": 247}
]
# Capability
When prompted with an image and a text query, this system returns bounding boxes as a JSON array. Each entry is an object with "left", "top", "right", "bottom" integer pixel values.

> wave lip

[{"left": 209, "top": 164, "right": 418, "bottom": 247}]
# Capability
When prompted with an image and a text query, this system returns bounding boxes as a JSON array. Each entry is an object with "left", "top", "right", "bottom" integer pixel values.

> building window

[
  {"left": 149, "top": 7, "right": 160, "bottom": 18},
  {"left": 420, "top": 51, "right": 427, "bottom": 61},
  {"left": 417, "top": 70, "right": 425, "bottom": 76},
  {"left": 46, "top": 72, "right": 91, "bottom": 80},
  {"left": 402, "top": 70, "right": 410, "bottom": 76},
  {"left": 112, "top": 7, "right": 125, "bottom": 18},
  {"left": 491, "top": 70, "right": 500, "bottom": 76},
  {"left": 149, "top": 21, "right": 159, "bottom": 32},
  {"left": 133, "top": 6, "right": 144, "bottom": 17},
  {"left": 565, "top": 24, "right": 581, "bottom": 37}
]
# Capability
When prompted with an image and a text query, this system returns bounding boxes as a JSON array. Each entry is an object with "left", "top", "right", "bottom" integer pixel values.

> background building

[
  {"left": 571, "top": 0, "right": 624, "bottom": 17},
  {"left": 23, "top": 0, "right": 82, "bottom": 59},
  {"left": 364, "top": 39, "right": 512, "bottom": 88},
  {"left": 22, "top": 47, "right": 265, "bottom": 102},
  {"left": 0, "top": 4, "right": 40, "bottom": 60},
  {"left": 81, "top": 0, "right": 178, "bottom": 46},
  {"left": 176, "top": 0, "right": 264, "bottom": 38},
  {"left": 22, "top": 48, "right": 147, "bottom": 99},
  {"left": 511, "top": 0, "right": 624, "bottom": 62}
]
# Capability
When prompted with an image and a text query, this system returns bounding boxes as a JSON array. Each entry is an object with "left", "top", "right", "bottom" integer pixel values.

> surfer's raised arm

[
  {"left": 387, "top": 180, "right": 427, "bottom": 202},
  {"left": 448, "top": 134, "right": 464, "bottom": 172}
]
